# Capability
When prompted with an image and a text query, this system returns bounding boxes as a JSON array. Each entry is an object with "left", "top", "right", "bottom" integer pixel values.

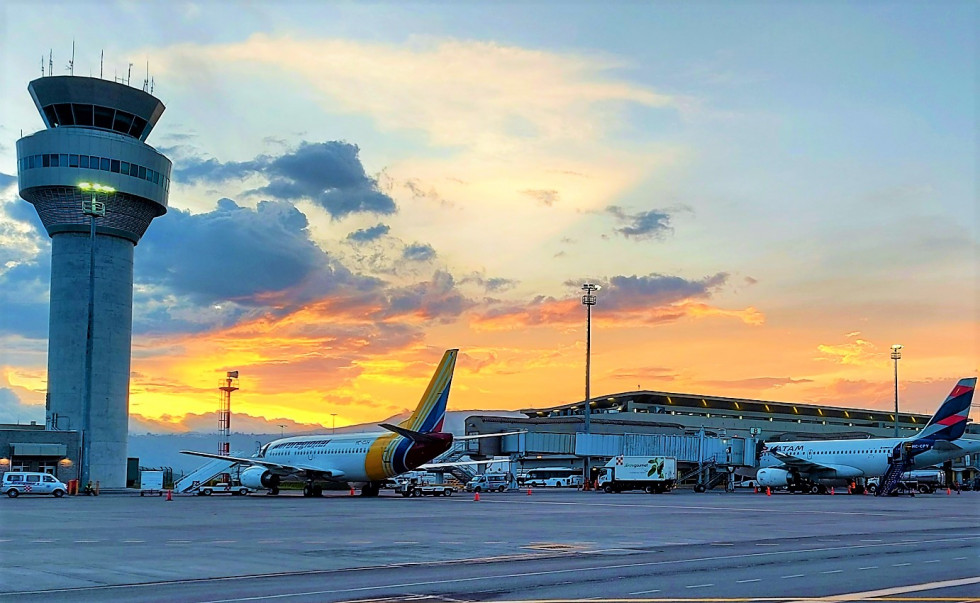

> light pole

[
  {"left": 331, "top": 413, "right": 337, "bottom": 434},
  {"left": 581, "top": 282, "right": 599, "bottom": 484},
  {"left": 278, "top": 424, "right": 285, "bottom": 438},
  {"left": 77, "top": 182, "right": 112, "bottom": 489},
  {"left": 891, "top": 344, "right": 903, "bottom": 437}
]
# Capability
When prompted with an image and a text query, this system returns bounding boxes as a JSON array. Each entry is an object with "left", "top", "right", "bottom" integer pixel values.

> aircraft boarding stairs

[
  {"left": 875, "top": 443, "right": 913, "bottom": 497},
  {"left": 678, "top": 459, "right": 720, "bottom": 491},
  {"left": 173, "top": 452, "right": 247, "bottom": 494},
  {"left": 432, "top": 441, "right": 478, "bottom": 484}
]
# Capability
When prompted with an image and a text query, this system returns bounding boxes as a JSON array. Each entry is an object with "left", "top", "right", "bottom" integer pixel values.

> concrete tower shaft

[{"left": 15, "top": 75, "right": 172, "bottom": 488}]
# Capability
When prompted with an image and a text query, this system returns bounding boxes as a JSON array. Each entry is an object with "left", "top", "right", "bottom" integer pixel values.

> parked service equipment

[
  {"left": 598, "top": 456, "right": 677, "bottom": 493},
  {"left": 139, "top": 470, "right": 165, "bottom": 496},
  {"left": 2, "top": 472, "right": 68, "bottom": 498},
  {"left": 868, "top": 469, "right": 945, "bottom": 495},
  {"left": 195, "top": 482, "right": 251, "bottom": 496},
  {"left": 465, "top": 473, "right": 515, "bottom": 493}
]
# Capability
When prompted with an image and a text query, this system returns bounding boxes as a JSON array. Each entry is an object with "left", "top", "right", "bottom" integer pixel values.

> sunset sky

[{"left": 0, "top": 2, "right": 976, "bottom": 434}]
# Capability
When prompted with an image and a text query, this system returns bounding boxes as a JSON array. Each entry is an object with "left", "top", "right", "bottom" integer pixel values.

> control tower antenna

[
  {"left": 40, "top": 55, "right": 44, "bottom": 77},
  {"left": 143, "top": 60, "right": 149, "bottom": 92},
  {"left": 48, "top": 50, "right": 53, "bottom": 78},
  {"left": 219, "top": 372, "right": 239, "bottom": 456},
  {"left": 127, "top": 63, "right": 132, "bottom": 86},
  {"left": 100, "top": 50, "right": 103, "bottom": 79},
  {"left": 67, "top": 40, "right": 74, "bottom": 75}
]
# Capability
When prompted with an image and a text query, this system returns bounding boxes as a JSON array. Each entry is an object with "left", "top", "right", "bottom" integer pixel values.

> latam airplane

[
  {"left": 182, "top": 349, "right": 504, "bottom": 497},
  {"left": 756, "top": 377, "right": 978, "bottom": 494}
]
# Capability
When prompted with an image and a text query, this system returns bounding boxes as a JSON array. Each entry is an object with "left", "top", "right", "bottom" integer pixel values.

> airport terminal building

[{"left": 462, "top": 388, "right": 980, "bottom": 486}]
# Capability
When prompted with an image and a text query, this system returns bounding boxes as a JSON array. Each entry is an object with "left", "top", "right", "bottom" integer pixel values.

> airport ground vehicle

[
  {"left": 523, "top": 467, "right": 583, "bottom": 488},
  {"left": 735, "top": 478, "right": 760, "bottom": 488},
  {"left": 867, "top": 469, "right": 945, "bottom": 495},
  {"left": 394, "top": 482, "right": 456, "bottom": 497},
  {"left": 2, "top": 472, "right": 68, "bottom": 498},
  {"left": 390, "top": 472, "right": 456, "bottom": 497},
  {"left": 465, "top": 473, "right": 514, "bottom": 492},
  {"left": 195, "top": 482, "right": 251, "bottom": 496},
  {"left": 598, "top": 456, "right": 677, "bottom": 493}
]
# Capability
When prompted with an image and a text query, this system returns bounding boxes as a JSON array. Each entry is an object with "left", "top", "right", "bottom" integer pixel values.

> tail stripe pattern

[
  {"left": 918, "top": 377, "right": 976, "bottom": 442},
  {"left": 364, "top": 349, "right": 458, "bottom": 481},
  {"left": 400, "top": 349, "right": 458, "bottom": 434}
]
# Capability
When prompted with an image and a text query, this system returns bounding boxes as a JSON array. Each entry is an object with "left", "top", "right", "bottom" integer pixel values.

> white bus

[{"left": 523, "top": 467, "right": 583, "bottom": 488}]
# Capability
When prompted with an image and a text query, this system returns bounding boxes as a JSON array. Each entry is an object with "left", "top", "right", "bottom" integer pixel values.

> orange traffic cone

[
  {"left": 473, "top": 491, "right": 480, "bottom": 502},
  {"left": 766, "top": 486, "right": 771, "bottom": 496},
  {"left": 947, "top": 487, "right": 951, "bottom": 495},
  {"left": 349, "top": 487, "right": 355, "bottom": 496},
  {"left": 754, "top": 486, "right": 758, "bottom": 494},
  {"left": 527, "top": 488, "right": 532, "bottom": 496},
  {"left": 831, "top": 487, "right": 835, "bottom": 496},
  {"left": 166, "top": 489, "right": 172, "bottom": 501}
]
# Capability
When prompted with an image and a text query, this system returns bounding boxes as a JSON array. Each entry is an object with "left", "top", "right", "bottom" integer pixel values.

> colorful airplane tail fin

[
  {"left": 917, "top": 377, "right": 976, "bottom": 441},
  {"left": 398, "top": 349, "right": 458, "bottom": 434}
]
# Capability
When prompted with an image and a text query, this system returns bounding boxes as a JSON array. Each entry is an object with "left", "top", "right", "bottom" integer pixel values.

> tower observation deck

[{"left": 16, "top": 75, "right": 172, "bottom": 488}]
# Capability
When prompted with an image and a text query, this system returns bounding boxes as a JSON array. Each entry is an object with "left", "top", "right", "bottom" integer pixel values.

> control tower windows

[
  {"left": 113, "top": 111, "right": 134, "bottom": 134},
  {"left": 41, "top": 103, "right": 151, "bottom": 140},
  {"left": 74, "top": 104, "right": 94, "bottom": 126},
  {"left": 43, "top": 105, "right": 59, "bottom": 126},
  {"left": 93, "top": 106, "right": 114, "bottom": 129},
  {"left": 54, "top": 104, "right": 74, "bottom": 126},
  {"left": 130, "top": 116, "right": 147, "bottom": 139},
  {"left": 20, "top": 151, "right": 170, "bottom": 193}
]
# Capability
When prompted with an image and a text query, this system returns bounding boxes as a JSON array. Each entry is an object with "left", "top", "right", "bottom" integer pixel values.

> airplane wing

[
  {"left": 179, "top": 450, "right": 346, "bottom": 479},
  {"left": 768, "top": 450, "right": 863, "bottom": 478}
]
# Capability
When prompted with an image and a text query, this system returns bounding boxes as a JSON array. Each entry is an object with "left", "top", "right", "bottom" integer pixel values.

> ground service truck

[{"left": 598, "top": 456, "right": 677, "bottom": 493}]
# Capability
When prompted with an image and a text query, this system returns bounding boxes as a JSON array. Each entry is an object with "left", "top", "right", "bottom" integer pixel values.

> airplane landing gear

[
  {"left": 302, "top": 481, "right": 324, "bottom": 497},
  {"left": 360, "top": 482, "right": 381, "bottom": 497}
]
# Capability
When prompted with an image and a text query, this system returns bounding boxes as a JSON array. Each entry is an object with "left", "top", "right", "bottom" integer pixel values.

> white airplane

[
  {"left": 756, "top": 377, "right": 978, "bottom": 495},
  {"left": 181, "top": 349, "right": 515, "bottom": 497}
]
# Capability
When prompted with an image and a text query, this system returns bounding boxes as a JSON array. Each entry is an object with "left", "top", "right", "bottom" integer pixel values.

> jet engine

[
  {"left": 756, "top": 468, "right": 796, "bottom": 487},
  {"left": 240, "top": 466, "right": 280, "bottom": 490}
]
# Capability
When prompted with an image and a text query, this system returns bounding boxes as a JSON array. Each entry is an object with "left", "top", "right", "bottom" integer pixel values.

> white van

[{"left": 2, "top": 472, "right": 68, "bottom": 498}]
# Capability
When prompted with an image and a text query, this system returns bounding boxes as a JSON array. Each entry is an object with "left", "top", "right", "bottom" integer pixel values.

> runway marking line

[
  {"left": 10, "top": 535, "right": 980, "bottom": 600},
  {"left": 482, "top": 498, "right": 895, "bottom": 517}
]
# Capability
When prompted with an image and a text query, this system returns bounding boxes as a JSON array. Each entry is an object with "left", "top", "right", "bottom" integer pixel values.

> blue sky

[{"left": 0, "top": 1, "right": 975, "bottom": 431}]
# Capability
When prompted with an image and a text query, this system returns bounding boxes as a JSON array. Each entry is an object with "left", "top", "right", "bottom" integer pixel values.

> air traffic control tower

[{"left": 16, "top": 75, "right": 172, "bottom": 488}]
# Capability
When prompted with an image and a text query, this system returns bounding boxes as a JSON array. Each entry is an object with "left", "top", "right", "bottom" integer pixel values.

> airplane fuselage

[
  {"left": 759, "top": 437, "right": 980, "bottom": 481},
  {"left": 258, "top": 430, "right": 454, "bottom": 483}
]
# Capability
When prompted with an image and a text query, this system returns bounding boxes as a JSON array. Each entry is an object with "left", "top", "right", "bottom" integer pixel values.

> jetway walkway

[{"left": 173, "top": 452, "right": 246, "bottom": 493}]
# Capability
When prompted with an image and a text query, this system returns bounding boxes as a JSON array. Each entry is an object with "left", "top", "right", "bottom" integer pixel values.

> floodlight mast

[
  {"left": 78, "top": 182, "right": 111, "bottom": 489},
  {"left": 891, "top": 344, "right": 903, "bottom": 437},
  {"left": 581, "top": 282, "right": 600, "bottom": 484}
]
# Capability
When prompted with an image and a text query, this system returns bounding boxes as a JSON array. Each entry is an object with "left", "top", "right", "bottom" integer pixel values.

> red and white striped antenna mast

[{"left": 218, "top": 371, "right": 239, "bottom": 455}]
